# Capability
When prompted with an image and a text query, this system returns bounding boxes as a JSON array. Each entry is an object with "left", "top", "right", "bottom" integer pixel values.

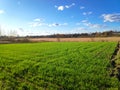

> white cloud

[
  {"left": 65, "top": 3, "right": 75, "bottom": 8},
  {"left": 58, "top": 6, "right": 64, "bottom": 11},
  {"left": 56, "top": 3, "right": 75, "bottom": 11},
  {"left": 65, "top": 5, "right": 69, "bottom": 8},
  {"left": 48, "top": 23, "right": 59, "bottom": 27},
  {"left": 80, "top": 6, "right": 85, "bottom": 9},
  {"left": 102, "top": 13, "right": 120, "bottom": 22},
  {"left": 76, "top": 20, "right": 88, "bottom": 25},
  {"left": 88, "top": 24, "right": 105, "bottom": 28},
  {"left": 34, "top": 18, "right": 42, "bottom": 22},
  {"left": 83, "top": 11, "right": 92, "bottom": 15},
  {"left": 81, "top": 20, "right": 106, "bottom": 28},
  {"left": 81, "top": 20, "right": 88, "bottom": 23},
  {"left": 88, "top": 12, "right": 92, "bottom": 14},
  {"left": 0, "top": 10, "right": 5, "bottom": 14},
  {"left": 29, "top": 18, "right": 47, "bottom": 27},
  {"left": 29, "top": 18, "right": 68, "bottom": 27},
  {"left": 85, "top": 22, "right": 105, "bottom": 28},
  {"left": 48, "top": 23, "right": 68, "bottom": 27},
  {"left": 29, "top": 22, "right": 45, "bottom": 27}
]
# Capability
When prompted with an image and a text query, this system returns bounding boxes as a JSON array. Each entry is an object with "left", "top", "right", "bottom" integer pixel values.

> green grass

[{"left": 0, "top": 42, "right": 119, "bottom": 90}]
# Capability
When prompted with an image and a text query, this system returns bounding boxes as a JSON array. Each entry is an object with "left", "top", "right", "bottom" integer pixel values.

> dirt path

[{"left": 110, "top": 41, "right": 120, "bottom": 81}]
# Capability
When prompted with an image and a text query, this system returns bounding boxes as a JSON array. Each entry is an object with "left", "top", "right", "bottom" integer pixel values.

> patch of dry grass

[{"left": 29, "top": 37, "right": 120, "bottom": 42}]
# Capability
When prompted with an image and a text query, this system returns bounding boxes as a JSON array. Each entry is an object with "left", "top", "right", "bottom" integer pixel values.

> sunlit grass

[{"left": 0, "top": 42, "right": 119, "bottom": 89}]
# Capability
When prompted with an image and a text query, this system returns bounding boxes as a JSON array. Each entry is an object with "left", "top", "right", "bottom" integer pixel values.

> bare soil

[{"left": 110, "top": 41, "right": 120, "bottom": 81}]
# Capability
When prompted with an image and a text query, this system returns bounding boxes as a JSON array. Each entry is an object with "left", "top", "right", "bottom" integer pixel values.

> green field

[{"left": 0, "top": 42, "right": 119, "bottom": 89}]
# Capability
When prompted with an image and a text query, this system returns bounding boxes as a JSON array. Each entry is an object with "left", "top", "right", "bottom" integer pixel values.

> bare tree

[
  {"left": 0, "top": 25, "right": 2, "bottom": 36},
  {"left": 9, "top": 30, "right": 17, "bottom": 37},
  {"left": 56, "top": 34, "right": 60, "bottom": 42}
]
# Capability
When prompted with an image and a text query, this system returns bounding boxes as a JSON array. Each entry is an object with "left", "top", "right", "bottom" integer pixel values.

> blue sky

[{"left": 0, "top": 0, "right": 120, "bottom": 36}]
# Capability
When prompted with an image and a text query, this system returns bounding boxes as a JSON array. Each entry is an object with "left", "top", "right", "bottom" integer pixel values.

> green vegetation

[{"left": 0, "top": 42, "right": 119, "bottom": 89}]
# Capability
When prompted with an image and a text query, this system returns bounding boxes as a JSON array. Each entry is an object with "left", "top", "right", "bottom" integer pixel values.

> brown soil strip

[{"left": 110, "top": 41, "right": 120, "bottom": 81}]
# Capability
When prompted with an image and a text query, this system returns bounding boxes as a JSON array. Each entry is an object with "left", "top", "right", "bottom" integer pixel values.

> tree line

[{"left": 27, "top": 30, "right": 120, "bottom": 38}]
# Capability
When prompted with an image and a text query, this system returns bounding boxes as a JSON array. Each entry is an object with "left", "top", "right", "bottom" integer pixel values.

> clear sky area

[{"left": 0, "top": 0, "right": 120, "bottom": 36}]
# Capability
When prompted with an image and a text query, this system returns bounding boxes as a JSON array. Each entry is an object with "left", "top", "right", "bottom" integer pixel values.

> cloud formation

[
  {"left": 29, "top": 18, "right": 68, "bottom": 27},
  {"left": 0, "top": 10, "right": 5, "bottom": 14},
  {"left": 81, "top": 20, "right": 88, "bottom": 23},
  {"left": 34, "top": 18, "right": 43, "bottom": 22},
  {"left": 102, "top": 13, "right": 120, "bottom": 22},
  {"left": 48, "top": 23, "right": 68, "bottom": 27},
  {"left": 81, "top": 20, "right": 106, "bottom": 28},
  {"left": 80, "top": 6, "right": 85, "bottom": 10},
  {"left": 65, "top": 3, "right": 75, "bottom": 9},
  {"left": 58, "top": 6, "right": 64, "bottom": 11},
  {"left": 55, "top": 3, "right": 75, "bottom": 11},
  {"left": 70, "top": 27, "right": 88, "bottom": 34},
  {"left": 83, "top": 12, "right": 92, "bottom": 15}
]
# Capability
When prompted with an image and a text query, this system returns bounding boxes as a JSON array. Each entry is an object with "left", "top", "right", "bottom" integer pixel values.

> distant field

[
  {"left": 30, "top": 37, "right": 120, "bottom": 42},
  {"left": 0, "top": 42, "right": 120, "bottom": 89}
]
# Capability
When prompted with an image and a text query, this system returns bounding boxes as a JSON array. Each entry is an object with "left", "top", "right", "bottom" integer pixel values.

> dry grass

[{"left": 29, "top": 37, "right": 120, "bottom": 42}]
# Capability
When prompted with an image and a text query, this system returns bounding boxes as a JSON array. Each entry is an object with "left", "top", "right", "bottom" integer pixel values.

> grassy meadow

[{"left": 0, "top": 42, "right": 120, "bottom": 89}]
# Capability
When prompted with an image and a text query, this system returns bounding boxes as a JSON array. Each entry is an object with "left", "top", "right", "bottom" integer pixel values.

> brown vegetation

[
  {"left": 0, "top": 30, "right": 120, "bottom": 43},
  {"left": 0, "top": 37, "right": 30, "bottom": 44},
  {"left": 29, "top": 37, "right": 120, "bottom": 42}
]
